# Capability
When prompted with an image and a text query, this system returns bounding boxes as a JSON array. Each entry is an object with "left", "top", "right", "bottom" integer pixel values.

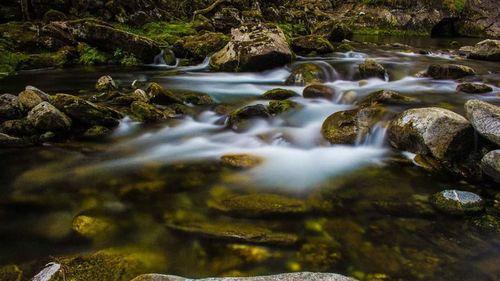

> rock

[
  {"left": 303, "top": 84, "right": 336, "bottom": 100},
  {"left": 340, "top": 91, "right": 357, "bottom": 104},
  {"left": 49, "top": 94, "right": 121, "bottom": 127},
  {"left": 82, "top": 125, "right": 111, "bottom": 140},
  {"left": 95, "top": 75, "right": 117, "bottom": 92},
  {"left": 286, "top": 63, "right": 328, "bottom": 86},
  {"left": 220, "top": 154, "right": 264, "bottom": 169},
  {"left": 291, "top": 35, "right": 334, "bottom": 55},
  {"left": 261, "top": 88, "right": 298, "bottom": 100},
  {"left": 321, "top": 106, "right": 386, "bottom": 144},
  {"left": 464, "top": 99, "right": 500, "bottom": 146},
  {"left": 209, "top": 193, "right": 308, "bottom": 218},
  {"left": 0, "top": 119, "right": 33, "bottom": 136},
  {"left": 173, "top": 32, "right": 228, "bottom": 62},
  {"left": 212, "top": 7, "right": 243, "bottom": 33},
  {"left": 0, "top": 94, "right": 23, "bottom": 119},
  {"left": 388, "top": 107, "right": 473, "bottom": 160},
  {"left": 481, "top": 150, "right": 500, "bottom": 183},
  {"left": 210, "top": 24, "right": 293, "bottom": 72},
  {"left": 72, "top": 215, "right": 117, "bottom": 241},
  {"left": 0, "top": 133, "right": 30, "bottom": 147},
  {"left": 131, "top": 101, "right": 173, "bottom": 123},
  {"left": 468, "top": 39, "right": 500, "bottom": 61},
  {"left": 358, "top": 90, "right": 419, "bottom": 107},
  {"left": 430, "top": 190, "right": 484, "bottom": 215},
  {"left": 313, "top": 20, "right": 353, "bottom": 42},
  {"left": 268, "top": 100, "right": 300, "bottom": 115},
  {"left": 18, "top": 88, "right": 49, "bottom": 110},
  {"left": 165, "top": 217, "right": 298, "bottom": 246},
  {"left": 174, "top": 91, "right": 214, "bottom": 106},
  {"left": 456, "top": 82, "right": 493, "bottom": 94},
  {"left": 131, "top": 272, "right": 356, "bottom": 281},
  {"left": 0, "top": 265, "right": 22, "bottom": 281},
  {"left": 298, "top": 240, "right": 342, "bottom": 271},
  {"left": 425, "top": 64, "right": 476, "bottom": 79},
  {"left": 358, "top": 59, "right": 387, "bottom": 80},
  {"left": 471, "top": 214, "right": 500, "bottom": 233},
  {"left": 131, "top": 89, "right": 150, "bottom": 103},
  {"left": 227, "top": 104, "right": 271, "bottom": 131},
  {"left": 27, "top": 102, "right": 71, "bottom": 131},
  {"left": 147, "top": 83, "right": 183, "bottom": 105}
]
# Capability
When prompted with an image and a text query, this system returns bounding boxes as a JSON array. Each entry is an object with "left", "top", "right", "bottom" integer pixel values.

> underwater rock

[
  {"left": 313, "top": 20, "right": 353, "bottom": 43},
  {"left": 464, "top": 99, "right": 500, "bottom": 146},
  {"left": 147, "top": 83, "right": 183, "bottom": 105},
  {"left": 388, "top": 107, "right": 473, "bottom": 160},
  {"left": 456, "top": 82, "right": 493, "bottom": 94},
  {"left": 358, "top": 59, "right": 387, "bottom": 80},
  {"left": 95, "top": 75, "right": 117, "bottom": 92},
  {"left": 261, "top": 88, "right": 299, "bottom": 100},
  {"left": 481, "top": 150, "right": 500, "bottom": 183},
  {"left": 468, "top": 39, "right": 500, "bottom": 61},
  {"left": 209, "top": 193, "right": 308, "bottom": 217},
  {"left": 173, "top": 32, "right": 228, "bottom": 62},
  {"left": 425, "top": 64, "right": 476, "bottom": 79},
  {"left": 321, "top": 106, "right": 386, "bottom": 144},
  {"left": 268, "top": 100, "right": 300, "bottom": 115},
  {"left": 220, "top": 154, "right": 264, "bottom": 169},
  {"left": 0, "top": 94, "right": 23, "bottom": 119},
  {"left": 430, "top": 190, "right": 484, "bottom": 215},
  {"left": 18, "top": 88, "right": 49, "bottom": 110},
  {"left": 291, "top": 35, "right": 334, "bottom": 55},
  {"left": 358, "top": 90, "right": 419, "bottom": 107},
  {"left": 227, "top": 104, "right": 271, "bottom": 131},
  {"left": 27, "top": 102, "right": 71, "bottom": 131},
  {"left": 131, "top": 272, "right": 357, "bottom": 281},
  {"left": 303, "top": 84, "right": 336, "bottom": 100},
  {"left": 286, "top": 63, "right": 328, "bottom": 86},
  {"left": 210, "top": 24, "right": 293, "bottom": 72}
]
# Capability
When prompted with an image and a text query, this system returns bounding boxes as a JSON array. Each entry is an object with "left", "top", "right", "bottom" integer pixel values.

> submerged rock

[
  {"left": 358, "top": 90, "right": 419, "bottom": 107},
  {"left": 468, "top": 39, "right": 500, "bottom": 61},
  {"left": 303, "top": 84, "right": 336, "bottom": 100},
  {"left": 268, "top": 100, "right": 300, "bottom": 115},
  {"left": 131, "top": 272, "right": 357, "bottom": 281},
  {"left": 227, "top": 104, "right": 271, "bottom": 131},
  {"left": 431, "top": 190, "right": 484, "bottom": 215},
  {"left": 220, "top": 154, "right": 264, "bottom": 169},
  {"left": 291, "top": 35, "right": 334, "bottom": 55},
  {"left": 286, "top": 63, "right": 328, "bottom": 86},
  {"left": 425, "top": 64, "right": 476, "bottom": 79},
  {"left": 456, "top": 83, "right": 493, "bottom": 94},
  {"left": 0, "top": 94, "right": 23, "bottom": 120},
  {"left": 95, "top": 75, "right": 117, "bottom": 92},
  {"left": 210, "top": 24, "right": 293, "bottom": 72},
  {"left": 321, "top": 106, "right": 386, "bottom": 144},
  {"left": 358, "top": 59, "right": 387, "bottom": 80},
  {"left": 388, "top": 107, "right": 473, "bottom": 160},
  {"left": 27, "top": 102, "right": 71, "bottom": 131},
  {"left": 261, "top": 88, "right": 298, "bottom": 100},
  {"left": 173, "top": 32, "right": 228, "bottom": 62},
  {"left": 481, "top": 150, "right": 500, "bottom": 183},
  {"left": 209, "top": 193, "right": 308, "bottom": 217},
  {"left": 464, "top": 99, "right": 500, "bottom": 146}
]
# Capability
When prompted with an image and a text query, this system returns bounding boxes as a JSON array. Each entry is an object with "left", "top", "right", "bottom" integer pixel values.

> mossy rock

[
  {"left": 147, "top": 82, "right": 183, "bottom": 105},
  {"left": 209, "top": 193, "right": 309, "bottom": 218},
  {"left": 358, "top": 90, "right": 419, "bottom": 107},
  {"left": 0, "top": 94, "right": 24, "bottom": 119},
  {"left": 298, "top": 238, "right": 342, "bottom": 271},
  {"left": 430, "top": 190, "right": 484, "bottom": 215},
  {"left": 268, "top": 100, "right": 300, "bottom": 115},
  {"left": 173, "top": 32, "right": 229, "bottom": 62},
  {"left": 425, "top": 64, "right": 476, "bottom": 79},
  {"left": 220, "top": 154, "right": 264, "bottom": 169},
  {"left": 18, "top": 88, "right": 49, "bottom": 111},
  {"left": 227, "top": 104, "right": 271, "bottom": 132},
  {"left": 456, "top": 82, "right": 492, "bottom": 94},
  {"left": 291, "top": 35, "right": 334, "bottom": 55},
  {"left": 470, "top": 214, "right": 500, "bottom": 233},
  {"left": 131, "top": 101, "right": 172, "bottom": 123},
  {"left": 303, "top": 84, "right": 336, "bottom": 100},
  {"left": 285, "top": 63, "right": 327, "bottom": 86},
  {"left": 261, "top": 88, "right": 298, "bottom": 100},
  {"left": 0, "top": 265, "right": 22, "bottom": 281},
  {"left": 27, "top": 102, "right": 72, "bottom": 132},
  {"left": 312, "top": 20, "right": 353, "bottom": 43},
  {"left": 96, "top": 75, "right": 117, "bottom": 92},
  {"left": 358, "top": 59, "right": 387, "bottom": 80},
  {"left": 72, "top": 215, "right": 117, "bottom": 241},
  {"left": 173, "top": 90, "right": 215, "bottom": 106},
  {"left": 82, "top": 125, "right": 111, "bottom": 140}
]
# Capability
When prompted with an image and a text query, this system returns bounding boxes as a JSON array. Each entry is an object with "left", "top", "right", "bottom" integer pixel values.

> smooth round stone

[{"left": 431, "top": 190, "right": 484, "bottom": 215}]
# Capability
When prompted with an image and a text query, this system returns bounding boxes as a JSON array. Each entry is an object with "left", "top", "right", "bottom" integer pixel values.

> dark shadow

[{"left": 431, "top": 17, "right": 460, "bottom": 37}]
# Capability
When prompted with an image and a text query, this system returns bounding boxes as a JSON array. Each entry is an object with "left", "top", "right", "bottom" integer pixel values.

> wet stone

[
  {"left": 268, "top": 100, "right": 300, "bottom": 115},
  {"left": 286, "top": 63, "right": 328, "bottom": 86},
  {"left": 456, "top": 82, "right": 493, "bottom": 94},
  {"left": 0, "top": 94, "right": 23, "bottom": 120},
  {"left": 358, "top": 59, "right": 387, "bottom": 80},
  {"left": 227, "top": 104, "right": 271, "bottom": 132},
  {"left": 425, "top": 64, "right": 476, "bottom": 80},
  {"left": 465, "top": 99, "right": 500, "bottom": 146},
  {"left": 95, "top": 75, "right": 117, "bottom": 92},
  {"left": 358, "top": 90, "right": 419, "bottom": 107},
  {"left": 261, "top": 88, "right": 298, "bottom": 100},
  {"left": 303, "top": 84, "right": 336, "bottom": 100},
  {"left": 220, "top": 154, "right": 264, "bottom": 169},
  {"left": 431, "top": 190, "right": 484, "bottom": 215}
]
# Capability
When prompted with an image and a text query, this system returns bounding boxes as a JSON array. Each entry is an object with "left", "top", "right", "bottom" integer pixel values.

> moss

[
  {"left": 77, "top": 43, "right": 108, "bottom": 65},
  {"left": 268, "top": 100, "right": 300, "bottom": 115},
  {"left": 261, "top": 88, "right": 299, "bottom": 100},
  {"left": 114, "top": 48, "right": 141, "bottom": 66},
  {"left": 276, "top": 23, "right": 307, "bottom": 41},
  {"left": 286, "top": 63, "right": 326, "bottom": 86},
  {"left": 0, "top": 265, "right": 22, "bottom": 281},
  {"left": 353, "top": 27, "right": 428, "bottom": 36}
]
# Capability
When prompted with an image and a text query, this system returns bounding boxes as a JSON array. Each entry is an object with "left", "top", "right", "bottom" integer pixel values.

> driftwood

[{"left": 192, "top": 0, "right": 230, "bottom": 20}]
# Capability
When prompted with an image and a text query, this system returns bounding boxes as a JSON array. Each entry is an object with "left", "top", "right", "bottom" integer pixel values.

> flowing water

[{"left": 1, "top": 37, "right": 500, "bottom": 281}]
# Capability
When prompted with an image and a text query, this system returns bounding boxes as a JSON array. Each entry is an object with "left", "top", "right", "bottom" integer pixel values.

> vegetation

[{"left": 77, "top": 43, "right": 108, "bottom": 65}]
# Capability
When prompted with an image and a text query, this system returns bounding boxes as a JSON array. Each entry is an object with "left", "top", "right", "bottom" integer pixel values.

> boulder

[
  {"left": 173, "top": 32, "right": 228, "bottom": 61},
  {"left": 49, "top": 93, "right": 121, "bottom": 127},
  {"left": 261, "top": 88, "right": 298, "bottom": 100},
  {"left": 425, "top": 64, "right": 476, "bottom": 79},
  {"left": 313, "top": 20, "right": 353, "bottom": 42},
  {"left": 291, "top": 35, "right": 334, "bottom": 55},
  {"left": 481, "top": 150, "right": 500, "bottom": 183},
  {"left": 95, "top": 75, "right": 117, "bottom": 92},
  {"left": 456, "top": 83, "right": 492, "bottom": 94},
  {"left": 321, "top": 106, "right": 386, "bottom": 144},
  {"left": 303, "top": 84, "right": 336, "bottom": 100},
  {"left": 467, "top": 39, "right": 500, "bottom": 61},
  {"left": 131, "top": 101, "right": 174, "bottom": 123},
  {"left": 464, "top": 99, "right": 500, "bottom": 146},
  {"left": 18, "top": 87, "right": 49, "bottom": 110},
  {"left": 268, "top": 100, "right": 300, "bottom": 115},
  {"left": 147, "top": 83, "right": 183, "bottom": 105},
  {"left": 286, "top": 63, "right": 328, "bottom": 86},
  {"left": 430, "top": 190, "right": 484, "bottom": 215},
  {"left": 27, "top": 102, "right": 71, "bottom": 131},
  {"left": 0, "top": 119, "right": 33, "bottom": 136},
  {"left": 131, "top": 272, "right": 356, "bottom": 281},
  {"left": 358, "top": 90, "right": 419, "bottom": 107},
  {"left": 0, "top": 94, "right": 23, "bottom": 119},
  {"left": 358, "top": 59, "right": 387, "bottom": 80},
  {"left": 388, "top": 107, "right": 473, "bottom": 160},
  {"left": 210, "top": 24, "right": 293, "bottom": 72},
  {"left": 174, "top": 91, "right": 214, "bottom": 106},
  {"left": 227, "top": 104, "right": 271, "bottom": 131}
]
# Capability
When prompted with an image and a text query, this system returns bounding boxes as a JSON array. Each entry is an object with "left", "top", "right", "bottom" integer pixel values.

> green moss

[
  {"left": 140, "top": 22, "right": 197, "bottom": 45},
  {"left": 276, "top": 23, "right": 307, "bottom": 41},
  {"left": 0, "top": 45, "right": 26, "bottom": 76},
  {"left": 443, "top": 0, "right": 466, "bottom": 12},
  {"left": 77, "top": 43, "right": 108, "bottom": 65},
  {"left": 113, "top": 48, "right": 140, "bottom": 66},
  {"left": 268, "top": 100, "right": 300, "bottom": 115},
  {"left": 353, "top": 27, "right": 428, "bottom": 36}
]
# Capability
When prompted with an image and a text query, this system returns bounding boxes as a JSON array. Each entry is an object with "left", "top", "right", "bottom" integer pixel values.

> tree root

[{"left": 192, "top": 0, "right": 230, "bottom": 20}]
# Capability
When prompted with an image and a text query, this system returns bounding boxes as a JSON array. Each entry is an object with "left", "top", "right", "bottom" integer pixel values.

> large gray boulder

[
  {"left": 131, "top": 272, "right": 357, "bottom": 281},
  {"left": 465, "top": 99, "right": 500, "bottom": 146},
  {"left": 27, "top": 102, "right": 72, "bottom": 131},
  {"left": 467, "top": 40, "right": 500, "bottom": 61},
  {"left": 481, "top": 150, "right": 500, "bottom": 183},
  {"left": 210, "top": 24, "right": 293, "bottom": 72},
  {"left": 388, "top": 107, "right": 473, "bottom": 160}
]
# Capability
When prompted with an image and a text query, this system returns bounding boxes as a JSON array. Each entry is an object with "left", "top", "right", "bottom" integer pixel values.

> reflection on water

[{"left": 0, "top": 36, "right": 500, "bottom": 281}]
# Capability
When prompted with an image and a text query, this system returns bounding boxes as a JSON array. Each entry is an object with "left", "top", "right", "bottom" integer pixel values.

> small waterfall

[
  {"left": 355, "top": 122, "right": 388, "bottom": 147},
  {"left": 153, "top": 49, "right": 180, "bottom": 68},
  {"left": 314, "top": 61, "right": 340, "bottom": 82}
]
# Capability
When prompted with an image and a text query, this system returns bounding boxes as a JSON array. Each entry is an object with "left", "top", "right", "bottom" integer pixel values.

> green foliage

[
  {"left": 353, "top": 27, "right": 428, "bottom": 36},
  {"left": 0, "top": 44, "right": 26, "bottom": 76},
  {"left": 77, "top": 43, "right": 108, "bottom": 65},
  {"left": 114, "top": 48, "right": 141, "bottom": 66},
  {"left": 443, "top": 0, "right": 465, "bottom": 12},
  {"left": 276, "top": 23, "right": 307, "bottom": 40}
]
